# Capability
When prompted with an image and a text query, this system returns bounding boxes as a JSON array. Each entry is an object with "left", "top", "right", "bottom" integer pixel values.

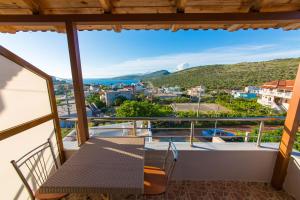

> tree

[
  {"left": 116, "top": 100, "right": 173, "bottom": 117},
  {"left": 86, "top": 93, "right": 105, "bottom": 109},
  {"left": 114, "top": 96, "right": 127, "bottom": 106}
]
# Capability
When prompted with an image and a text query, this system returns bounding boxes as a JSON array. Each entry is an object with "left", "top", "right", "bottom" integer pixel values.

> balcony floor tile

[{"left": 66, "top": 181, "right": 295, "bottom": 200}]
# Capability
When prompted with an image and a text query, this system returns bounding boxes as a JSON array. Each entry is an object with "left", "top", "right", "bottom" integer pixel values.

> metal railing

[{"left": 59, "top": 116, "right": 286, "bottom": 147}]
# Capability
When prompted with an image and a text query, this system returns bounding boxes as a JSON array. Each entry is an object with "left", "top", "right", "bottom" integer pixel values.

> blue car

[{"left": 201, "top": 129, "right": 241, "bottom": 142}]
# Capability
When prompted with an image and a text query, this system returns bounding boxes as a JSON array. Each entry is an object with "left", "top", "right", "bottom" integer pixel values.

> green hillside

[{"left": 145, "top": 58, "right": 300, "bottom": 90}]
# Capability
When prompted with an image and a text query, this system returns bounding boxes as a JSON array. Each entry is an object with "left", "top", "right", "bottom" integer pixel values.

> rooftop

[{"left": 262, "top": 80, "right": 295, "bottom": 91}]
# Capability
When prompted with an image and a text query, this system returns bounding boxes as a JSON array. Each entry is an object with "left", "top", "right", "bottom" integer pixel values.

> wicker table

[{"left": 39, "top": 137, "right": 145, "bottom": 195}]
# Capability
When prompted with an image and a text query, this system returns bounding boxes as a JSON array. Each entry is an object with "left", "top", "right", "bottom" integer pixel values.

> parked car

[{"left": 201, "top": 129, "right": 243, "bottom": 142}]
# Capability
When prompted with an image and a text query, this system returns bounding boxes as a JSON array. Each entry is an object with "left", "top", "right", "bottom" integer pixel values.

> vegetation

[
  {"left": 146, "top": 58, "right": 300, "bottom": 89},
  {"left": 61, "top": 128, "right": 73, "bottom": 138},
  {"left": 113, "top": 96, "right": 127, "bottom": 106},
  {"left": 116, "top": 100, "right": 173, "bottom": 117},
  {"left": 86, "top": 93, "right": 105, "bottom": 109},
  {"left": 215, "top": 94, "right": 276, "bottom": 117},
  {"left": 154, "top": 96, "right": 191, "bottom": 104}
]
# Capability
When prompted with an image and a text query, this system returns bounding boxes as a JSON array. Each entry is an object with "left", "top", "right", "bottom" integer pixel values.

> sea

[{"left": 83, "top": 78, "right": 139, "bottom": 86}]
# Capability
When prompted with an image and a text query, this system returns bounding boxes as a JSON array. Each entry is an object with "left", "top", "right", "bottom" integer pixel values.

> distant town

[{"left": 53, "top": 76, "right": 294, "bottom": 119}]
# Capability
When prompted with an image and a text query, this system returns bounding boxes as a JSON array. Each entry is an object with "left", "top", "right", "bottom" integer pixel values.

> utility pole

[
  {"left": 65, "top": 85, "right": 71, "bottom": 116},
  {"left": 197, "top": 87, "right": 201, "bottom": 117}
]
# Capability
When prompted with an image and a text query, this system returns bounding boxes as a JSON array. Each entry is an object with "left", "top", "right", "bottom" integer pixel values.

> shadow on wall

[{"left": 0, "top": 48, "right": 23, "bottom": 122}]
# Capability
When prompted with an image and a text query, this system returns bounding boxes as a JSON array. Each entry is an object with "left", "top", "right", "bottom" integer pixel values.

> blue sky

[{"left": 1, "top": 29, "right": 300, "bottom": 78}]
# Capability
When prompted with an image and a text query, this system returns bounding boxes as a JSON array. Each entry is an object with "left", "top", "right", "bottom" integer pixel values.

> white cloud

[
  {"left": 176, "top": 63, "right": 189, "bottom": 71},
  {"left": 85, "top": 44, "right": 300, "bottom": 78}
]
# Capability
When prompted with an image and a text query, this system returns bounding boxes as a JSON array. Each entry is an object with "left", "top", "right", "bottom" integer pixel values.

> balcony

[
  {"left": 58, "top": 117, "right": 300, "bottom": 200},
  {"left": 1, "top": 5, "right": 300, "bottom": 199},
  {"left": 258, "top": 90, "right": 293, "bottom": 99}
]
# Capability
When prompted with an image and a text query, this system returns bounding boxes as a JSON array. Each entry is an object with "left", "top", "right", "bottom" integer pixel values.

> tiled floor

[{"left": 67, "top": 181, "right": 295, "bottom": 200}]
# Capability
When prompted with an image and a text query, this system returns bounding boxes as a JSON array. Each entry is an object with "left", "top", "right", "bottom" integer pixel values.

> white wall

[
  {"left": 145, "top": 143, "right": 278, "bottom": 182},
  {"left": 0, "top": 55, "right": 51, "bottom": 130},
  {"left": 0, "top": 54, "right": 59, "bottom": 200},
  {"left": 283, "top": 155, "right": 300, "bottom": 200}
]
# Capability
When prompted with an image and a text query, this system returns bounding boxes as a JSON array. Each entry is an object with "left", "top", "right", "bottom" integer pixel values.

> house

[
  {"left": 101, "top": 89, "right": 134, "bottom": 106},
  {"left": 187, "top": 86, "right": 206, "bottom": 97},
  {"left": 245, "top": 86, "right": 260, "bottom": 94},
  {"left": 257, "top": 80, "right": 294, "bottom": 111},
  {"left": 163, "top": 86, "right": 183, "bottom": 96}
]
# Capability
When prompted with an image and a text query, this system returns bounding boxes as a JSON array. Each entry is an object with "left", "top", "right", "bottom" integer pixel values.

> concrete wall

[
  {"left": 283, "top": 155, "right": 300, "bottom": 200},
  {"left": 0, "top": 54, "right": 59, "bottom": 200},
  {"left": 145, "top": 143, "right": 278, "bottom": 182}
]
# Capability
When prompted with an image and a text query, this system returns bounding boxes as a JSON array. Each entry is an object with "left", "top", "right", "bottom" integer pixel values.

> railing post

[
  {"left": 256, "top": 121, "right": 264, "bottom": 147},
  {"left": 214, "top": 120, "right": 218, "bottom": 136},
  {"left": 190, "top": 121, "right": 195, "bottom": 146},
  {"left": 75, "top": 121, "right": 81, "bottom": 147},
  {"left": 133, "top": 120, "right": 137, "bottom": 136},
  {"left": 148, "top": 120, "right": 152, "bottom": 143},
  {"left": 245, "top": 132, "right": 250, "bottom": 142}
]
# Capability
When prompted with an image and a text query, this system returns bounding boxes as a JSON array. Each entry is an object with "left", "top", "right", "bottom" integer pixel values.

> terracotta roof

[
  {"left": 1, "top": 0, "right": 300, "bottom": 33},
  {"left": 261, "top": 80, "right": 295, "bottom": 91}
]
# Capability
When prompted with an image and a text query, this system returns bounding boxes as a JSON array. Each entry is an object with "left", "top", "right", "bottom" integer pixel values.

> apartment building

[{"left": 257, "top": 80, "right": 294, "bottom": 111}]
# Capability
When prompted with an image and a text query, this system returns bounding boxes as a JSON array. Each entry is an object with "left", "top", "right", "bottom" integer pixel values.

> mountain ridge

[{"left": 144, "top": 57, "right": 300, "bottom": 90}]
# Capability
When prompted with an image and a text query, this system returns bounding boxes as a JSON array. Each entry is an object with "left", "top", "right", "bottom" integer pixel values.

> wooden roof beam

[
  {"left": 22, "top": 0, "right": 41, "bottom": 15},
  {"left": 176, "top": 0, "right": 188, "bottom": 13},
  {"left": 98, "top": 0, "right": 112, "bottom": 14},
  {"left": 1, "top": 12, "right": 300, "bottom": 25}
]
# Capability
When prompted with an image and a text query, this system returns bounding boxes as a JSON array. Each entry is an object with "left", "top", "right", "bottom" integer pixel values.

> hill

[
  {"left": 112, "top": 70, "right": 170, "bottom": 80},
  {"left": 145, "top": 58, "right": 300, "bottom": 90}
]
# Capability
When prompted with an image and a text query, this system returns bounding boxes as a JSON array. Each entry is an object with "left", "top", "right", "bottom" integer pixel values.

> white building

[
  {"left": 245, "top": 86, "right": 260, "bottom": 94},
  {"left": 231, "top": 86, "right": 258, "bottom": 99},
  {"left": 101, "top": 89, "right": 134, "bottom": 106},
  {"left": 257, "top": 80, "right": 294, "bottom": 111},
  {"left": 187, "top": 85, "right": 206, "bottom": 97},
  {"left": 163, "top": 86, "right": 183, "bottom": 96}
]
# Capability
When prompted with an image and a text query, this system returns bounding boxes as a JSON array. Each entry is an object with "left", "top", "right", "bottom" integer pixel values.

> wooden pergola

[{"left": 1, "top": 0, "right": 300, "bottom": 190}]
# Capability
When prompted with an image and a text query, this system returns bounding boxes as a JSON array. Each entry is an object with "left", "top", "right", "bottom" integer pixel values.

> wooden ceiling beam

[
  {"left": 1, "top": 12, "right": 300, "bottom": 26},
  {"left": 22, "top": 0, "right": 41, "bottom": 15},
  {"left": 176, "top": 0, "right": 188, "bottom": 13},
  {"left": 98, "top": 0, "right": 112, "bottom": 13}
]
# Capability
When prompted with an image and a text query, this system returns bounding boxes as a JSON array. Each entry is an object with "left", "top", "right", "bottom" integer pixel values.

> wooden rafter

[
  {"left": 22, "top": 0, "right": 41, "bottom": 15},
  {"left": 227, "top": 24, "right": 242, "bottom": 32},
  {"left": 98, "top": 0, "right": 112, "bottom": 13},
  {"left": 176, "top": 0, "right": 188, "bottom": 13},
  {"left": 171, "top": 24, "right": 179, "bottom": 32},
  {"left": 283, "top": 22, "right": 300, "bottom": 30},
  {"left": 112, "top": 24, "right": 122, "bottom": 32}
]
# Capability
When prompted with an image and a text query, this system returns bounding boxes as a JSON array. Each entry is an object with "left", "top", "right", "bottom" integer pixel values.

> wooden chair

[
  {"left": 144, "top": 141, "right": 178, "bottom": 197},
  {"left": 11, "top": 139, "right": 68, "bottom": 200}
]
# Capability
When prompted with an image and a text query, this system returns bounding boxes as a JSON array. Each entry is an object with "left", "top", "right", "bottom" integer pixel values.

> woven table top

[{"left": 40, "top": 137, "right": 145, "bottom": 194}]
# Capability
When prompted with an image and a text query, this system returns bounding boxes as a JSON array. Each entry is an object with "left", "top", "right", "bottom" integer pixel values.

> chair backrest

[
  {"left": 11, "top": 139, "right": 59, "bottom": 200},
  {"left": 162, "top": 141, "right": 178, "bottom": 185}
]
